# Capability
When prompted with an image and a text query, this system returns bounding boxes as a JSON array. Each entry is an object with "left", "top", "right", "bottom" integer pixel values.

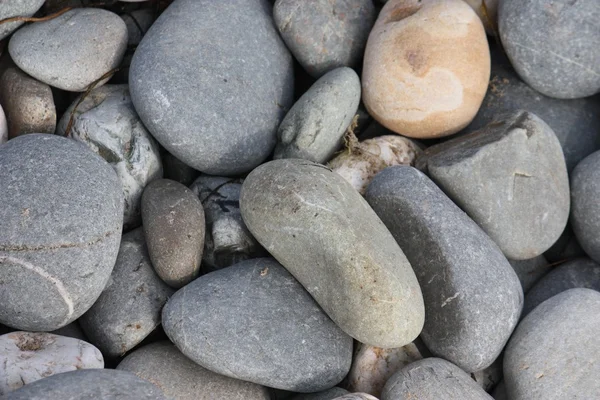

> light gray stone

[
  {"left": 571, "top": 150, "right": 600, "bottom": 263},
  {"left": 0, "top": 134, "right": 123, "bottom": 331},
  {"left": 0, "top": 0, "right": 45, "bottom": 41},
  {"left": 332, "top": 395, "right": 377, "bottom": 400},
  {"left": 508, "top": 255, "right": 550, "bottom": 293},
  {"left": 291, "top": 388, "right": 350, "bottom": 400},
  {"left": 130, "top": 0, "right": 294, "bottom": 175}
]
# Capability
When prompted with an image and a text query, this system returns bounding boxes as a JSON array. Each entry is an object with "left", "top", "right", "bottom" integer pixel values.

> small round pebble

[{"left": 571, "top": 150, "right": 600, "bottom": 263}]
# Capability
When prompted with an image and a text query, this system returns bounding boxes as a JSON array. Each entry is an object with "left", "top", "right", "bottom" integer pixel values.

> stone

[
  {"left": 0, "top": 105, "right": 6, "bottom": 144},
  {"left": 3, "top": 369, "right": 167, "bottom": 399},
  {"left": 571, "top": 150, "right": 600, "bottom": 263},
  {"left": 0, "top": 134, "right": 123, "bottom": 331},
  {"left": 130, "top": 0, "right": 294, "bottom": 175},
  {"left": 522, "top": 258, "right": 600, "bottom": 317},
  {"left": 291, "top": 388, "right": 350, "bottom": 400},
  {"left": 240, "top": 159, "right": 425, "bottom": 348},
  {"left": 121, "top": 9, "right": 154, "bottom": 47},
  {"left": 141, "top": 179, "right": 205, "bottom": 288},
  {"left": 508, "top": 255, "right": 550, "bottom": 293},
  {"left": 362, "top": 0, "right": 490, "bottom": 139},
  {"left": 544, "top": 224, "right": 586, "bottom": 264},
  {"left": 163, "top": 152, "right": 199, "bottom": 186},
  {"left": 51, "top": 321, "right": 87, "bottom": 341},
  {"left": 492, "top": 381, "right": 507, "bottom": 400},
  {"left": 381, "top": 358, "right": 493, "bottom": 400},
  {"left": 162, "top": 258, "right": 353, "bottom": 392},
  {"left": 417, "top": 111, "right": 570, "bottom": 260},
  {"left": 504, "top": 289, "right": 600, "bottom": 400},
  {"left": 273, "top": 0, "right": 376, "bottom": 78},
  {"left": 117, "top": 341, "right": 270, "bottom": 400},
  {"left": 498, "top": 0, "right": 600, "bottom": 99},
  {"left": 79, "top": 229, "right": 174, "bottom": 358},
  {"left": 0, "top": 0, "right": 45, "bottom": 41},
  {"left": 463, "top": 0, "right": 498, "bottom": 34},
  {"left": 56, "top": 84, "right": 163, "bottom": 230},
  {"left": 472, "top": 356, "right": 503, "bottom": 392},
  {"left": 274, "top": 67, "right": 361, "bottom": 164},
  {"left": 366, "top": 166, "right": 522, "bottom": 372},
  {"left": 0, "top": 332, "right": 103, "bottom": 395},
  {"left": 333, "top": 395, "right": 378, "bottom": 400}
]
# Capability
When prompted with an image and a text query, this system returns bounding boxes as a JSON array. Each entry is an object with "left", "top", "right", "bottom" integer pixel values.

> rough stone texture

[
  {"left": 141, "top": 179, "right": 205, "bottom": 288},
  {"left": 508, "top": 255, "right": 550, "bottom": 293},
  {"left": 274, "top": 67, "right": 361, "bottom": 164},
  {"left": 0, "top": 134, "right": 123, "bottom": 331},
  {"left": 0, "top": 105, "right": 7, "bottom": 144},
  {"left": 57, "top": 84, "right": 163, "bottom": 230},
  {"left": 498, "top": 0, "right": 600, "bottom": 99},
  {"left": 9, "top": 8, "right": 128, "bottom": 91},
  {"left": 504, "top": 289, "right": 600, "bottom": 400},
  {"left": 366, "top": 166, "right": 522, "bottom": 372},
  {"left": 79, "top": 229, "right": 174, "bottom": 358},
  {"left": 274, "top": 0, "right": 376, "bottom": 78},
  {"left": 571, "top": 150, "right": 600, "bottom": 263},
  {"left": 362, "top": 0, "right": 490, "bottom": 139},
  {"left": 522, "top": 258, "right": 600, "bottom": 317},
  {"left": 163, "top": 152, "right": 199, "bottom": 186},
  {"left": 291, "top": 388, "right": 350, "bottom": 400},
  {"left": 117, "top": 341, "right": 270, "bottom": 400},
  {"left": 417, "top": 111, "right": 570, "bottom": 260},
  {"left": 1, "top": 369, "right": 167, "bottom": 399},
  {"left": 240, "top": 159, "right": 425, "bottom": 348},
  {"left": 162, "top": 258, "right": 353, "bottom": 392},
  {"left": 381, "top": 358, "right": 493, "bottom": 400},
  {"left": 0, "top": 332, "right": 103, "bottom": 395},
  {"left": 130, "top": 0, "right": 294, "bottom": 175},
  {"left": 0, "top": 0, "right": 45, "bottom": 41},
  {"left": 121, "top": 9, "right": 154, "bottom": 47}
]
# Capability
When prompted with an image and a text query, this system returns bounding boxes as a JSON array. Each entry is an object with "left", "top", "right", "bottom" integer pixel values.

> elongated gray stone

[
  {"left": 240, "top": 159, "right": 425, "bottom": 348},
  {"left": 0, "top": 0, "right": 45, "bottom": 41},
  {"left": 571, "top": 150, "right": 600, "bottom": 263}
]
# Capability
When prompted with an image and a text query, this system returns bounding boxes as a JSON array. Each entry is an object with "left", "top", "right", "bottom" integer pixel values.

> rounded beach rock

[
  {"left": 0, "top": 0, "right": 45, "bottom": 41},
  {"left": 571, "top": 150, "right": 600, "bottom": 263},
  {"left": 0, "top": 134, "right": 123, "bottom": 331},
  {"left": 362, "top": 0, "right": 490, "bottom": 139},
  {"left": 291, "top": 388, "right": 350, "bottom": 400}
]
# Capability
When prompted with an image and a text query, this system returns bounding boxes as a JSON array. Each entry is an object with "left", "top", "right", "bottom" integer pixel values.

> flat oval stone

[
  {"left": 130, "top": 0, "right": 294, "bottom": 175},
  {"left": 142, "top": 179, "right": 205, "bottom": 288},
  {"left": 504, "top": 289, "right": 600, "bottom": 399},
  {"left": 0, "top": 0, "right": 45, "bottom": 41},
  {"left": 0, "top": 134, "right": 123, "bottom": 331},
  {"left": 117, "top": 342, "right": 270, "bottom": 400},
  {"left": 291, "top": 388, "right": 350, "bottom": 400},
  {"left": 508, "top": 255, "right": 550, "bottom": 293},
  {"left": 9, "top": 8, "right": 128, "bottom": 91},
  {"left": 417, "top": 111, "right": 570, "bottom": 260},
  {"left": 240, "top": 159, "right": 425, "bottom": 348},
  {"left": 162, "top": 258, "right": 353, "bottom": 392},
  {"left": 571, "top": 150, "right": 600, "bottom": 263},
  {"left": 366, "top": 166, "right": 522, "bottom": 372}
]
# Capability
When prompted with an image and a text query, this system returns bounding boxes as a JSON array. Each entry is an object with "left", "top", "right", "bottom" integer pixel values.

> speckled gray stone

[
  {"left": 79, "top": 229, "right": 174, "bottom": 357},
  {"left": 162, "top": 258, "right": 352, "bottom": 392},
  {"left": 498, "top": 0, "right": 600, "bottom": 99},
  {"left": 508, "top": 255, "right": 550, "bottom": 293},
  {"left": 291, "top": 388, "right": 350, "bottom": 400},
  {"left": 1, "top": 369, "right": 167, "bottom": 400},
  {"left": 571, "top": 150, "right": 600, "bottom": 263},
  {"left": 274, "top": 67, "right": 360, "bottom": 163},
  {"left": 417, "top": 111, "right": 570, "bottom": 260},
  {"left": 141, "top": 179, "right": 205, "bottom": 288},
  {"left": 9, "top": 8, "right": 127, "bottom": 92},
  {"left": 117, "top": 342, "right": 270, "bottom": 400},
  {"left": 0, "top": 134, "right": 123, "bottom": 331},
  {"left": 130, "top": 0, "right": 293, "bottom": 175},
  {"left": 381, "top": 358, "right": 493, "bottom": 400},
  {"left": 0, "top": 0, "right": 45, "bottom": 41},
  {"left": 274, "top": 0, "right": 376, "bottom": 78},
  {"left": 504, "top": 288, "right": 600, "bottom": 400},
  {"left": 366, "top": 166, "right": 522, "bottom": 372}
]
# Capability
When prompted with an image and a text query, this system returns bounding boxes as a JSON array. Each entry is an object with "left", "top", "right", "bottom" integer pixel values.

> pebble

[
  {"left": 130, "top": 0, "right": 294, "bottom": 175},
  {"left": 571, "top": 150, "right": 600, "bottom": 263},
  {"left": 472, "top": 356, "right": 503, "bottom": 393},
  {"left": 51, "top": 321, "right": 87, "bottom": 341},
  {"left": 0, "top": 332, "right": 103, "bottom": 395},
  {"left": 274, "top": 67, "right": 361, "bottom": 164},
  {"left": 9, "top": 8, "right": 128, "bottom": 92},
  {"left": 544, "top": 224, "right": 586, "bottom": 264},
  {"left": 504, "top": 288, "right": 600, "bottom": 399},
  {"left": 56, "top": 84, "right": 163, "bottom": 230},
  {"left": 333, "top": 395, "right": 378, "bottom": 400},
  {"left": 117, "top": 341, "right": 270, "bottom": 400},
  {"left": 508, "top": 255, "right": 551, "bottom": 293},
  {"left": 0, "top": 0, "right": 45, "bottom": 41},
  {"left": 273, "top": 0, "right": 376, "bottom": 78},
  {"left": 0, "top": 105, "right": 6, "bottom": 144},
  {"left": 498, "top": 0, "right": 600, "bottom": 99},
  {"left": 0, "top": 134, "right": 123, "bottom": 331},
  {"left": 463, "top": 0, "right": 498, "bottom": 34},
  {"left": 141, "top": 179, "right": 205, "bottom": 288},
  {"left": 162, "top": 152, "right": 200, "bottom": 187},
  {"left": 162, "top": 258, "right": 353, "bottom": 392},
  {"left": 291, "top": 388, "right": 350, "bottom": 400},
  {"left": 121, "top": 9, "right": 154, "bottom": 47},
  {"left": 240, "top": 159, "right": 425, "bottom": 348},
  {"left": 79, "top": 228, "right": 174, "bottom": 358},
  {"left": 362, "top": 0, "right": 490, "bottom": 139},
  {"left": 492, "top": 381, "right": 507, "bottom": 400},
  {"left": 417, "top": 111, "right": 570, "bottom": 260},
  {"left": 366, "top": 166, "right": 522, "bottom": 372}
]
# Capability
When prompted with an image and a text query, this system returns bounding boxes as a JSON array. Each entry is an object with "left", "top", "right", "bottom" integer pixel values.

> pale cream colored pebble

[{"left": 0, "top": 105, "right": 7, "bottom": 144}]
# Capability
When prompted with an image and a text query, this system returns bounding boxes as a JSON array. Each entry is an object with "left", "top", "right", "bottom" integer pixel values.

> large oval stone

[{"left": 571, "top": 150, "right": 600, "bottom": 263}]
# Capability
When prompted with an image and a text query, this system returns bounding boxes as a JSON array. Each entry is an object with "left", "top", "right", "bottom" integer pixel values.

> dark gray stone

[
  {"left": 142, "top": 179, "right": 205, "bottom": 288},
  {"left": 504, "top": 288, "right": 600, "bottom": 400},
  {"left": 79, "top": 229, "right": 174, "bottom": 358},
  {"left": 492, "top": 381, "right": 507, "bottom": 400},
  {"left": 472, "top": 356, "right": 503, "bottom": 393},
  {"left": 162, "top": 152, "right": 199, "bottom": 187},
  {"left": 51, "top": 321, "right": 87, "bottom": 341},
  {"left": 162, "top": 258, "right": 353, "bottom": 392},
  {"left": 508, "top": 255, "right": 550, "bottom": 293},
  {"left": 291, "top": 388, "right": 350, "bottom": 400},
  {"left": 571, "top": 150, "right": 600, "bottom": 263},
  {"left": 543, "top": 224, "right": 585, "bottom": 264},
  {"left": 274, "top": 67, "right": 360, "bottom": 163},
  {"left": 117, "top": 341, "right": 270, "bottom": 400},
  {"left": 365, "top": 166, "right": 522, "bottom": 372},
  {"left": 121, "top": 9, "right": 154, "bottom": 47},
  {"left": 130, "top": 0, "right": 294, "bottom": 175},
  {"left": 0, "top": 134, "right": 123, "bottom": 331},
  {"left": 1, "top": 369, "right": 166, "bottom": 399},
  {"left": 240, "top": 159, "right": 425, "bottom": 348},
  {"left": 274, "top": 0, "right": 376, "bottom": 78},
  {"left": 0, "top": 0, "right": 45, "bottom": 41},
  {"left": 381, "top": 358, "right": 493, "bottom": 400},
  {"left": 417, "top": 111, "right": 570, "bottom": 260}
]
